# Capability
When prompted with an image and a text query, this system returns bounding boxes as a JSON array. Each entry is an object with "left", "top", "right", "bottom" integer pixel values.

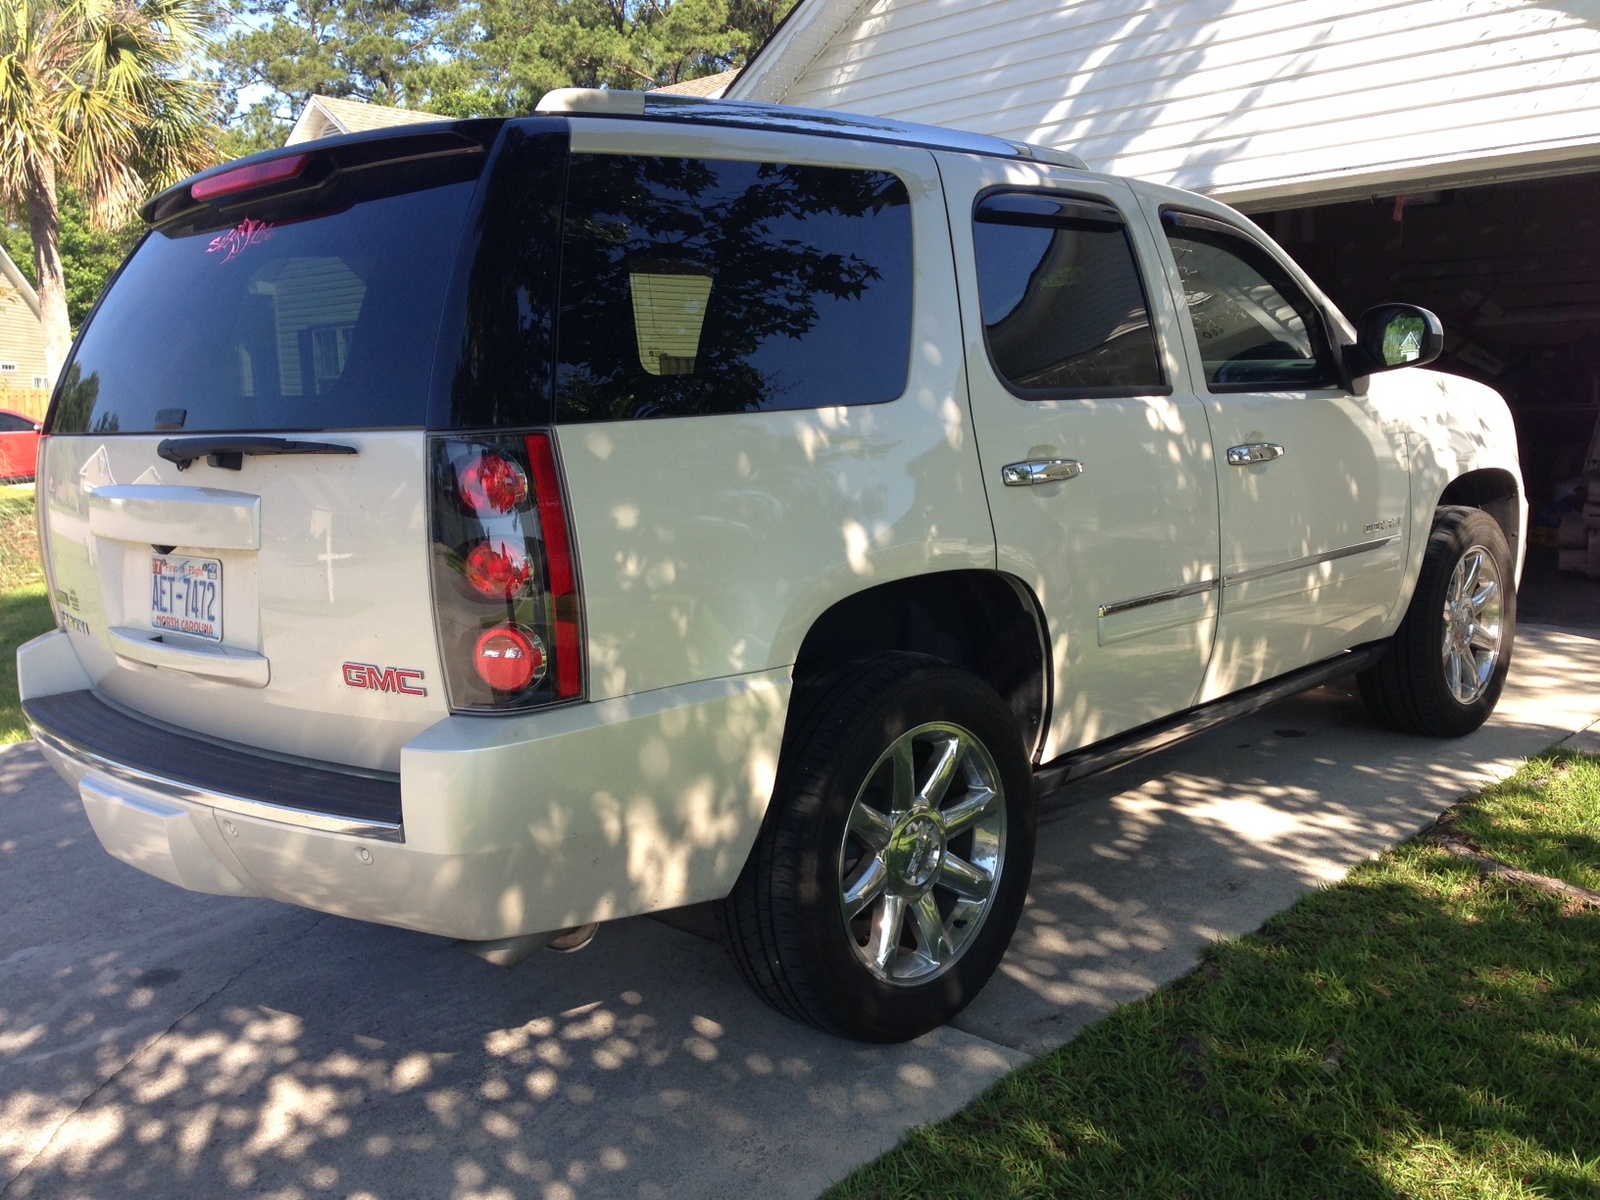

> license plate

[{"left": 150, "top": 554, "right": 223, "bottom": 642}]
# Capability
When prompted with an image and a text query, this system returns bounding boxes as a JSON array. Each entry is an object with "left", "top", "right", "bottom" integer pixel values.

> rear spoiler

[{"left": 143, "top": 120, "right": 505, "bottom": 226}]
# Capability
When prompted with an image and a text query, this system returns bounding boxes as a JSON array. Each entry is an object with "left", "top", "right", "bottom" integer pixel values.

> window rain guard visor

[{"left": 1160, "top": 209, "right": 1337, "bottom": 392}]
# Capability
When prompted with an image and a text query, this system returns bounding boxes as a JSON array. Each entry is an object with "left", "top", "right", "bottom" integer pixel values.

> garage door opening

[{"left": 1250, "top": 171, "right": 1600, "bottom": 628}]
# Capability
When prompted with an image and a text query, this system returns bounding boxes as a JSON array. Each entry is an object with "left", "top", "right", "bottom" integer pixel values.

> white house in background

[
  {"left": 727, "top": 0, "right": 1600, "bottom": 208},
  {"left": 287, "top": 95, "right": 451, "bottom": 146},
  {"left": 0, "top": 246, "right": 52, "bottom": 404},
  {"left": 726, "top": 0, "right": 1600, "bottom": 518}
]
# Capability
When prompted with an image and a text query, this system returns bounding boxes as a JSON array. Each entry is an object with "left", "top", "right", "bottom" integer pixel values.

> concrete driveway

[{"left": 4, "top": 623, "right": 1599, "bottom": 1200}]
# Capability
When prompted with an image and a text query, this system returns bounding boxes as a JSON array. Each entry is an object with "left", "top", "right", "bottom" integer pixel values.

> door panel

[
  {"left": 1146, "top": 204, "right": 1411, "bottom": 700},
  {"left": 937, "top": 155, "right": 1221, "bottom": 761}
]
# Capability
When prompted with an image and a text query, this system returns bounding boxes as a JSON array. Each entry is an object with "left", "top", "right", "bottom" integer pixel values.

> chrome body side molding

[
  {"left": 1098, "top": 578, "right": 1218, "bottom": 619},
  {"left": 1221, "top": 535, "right": 1401, "bottom": 589}
]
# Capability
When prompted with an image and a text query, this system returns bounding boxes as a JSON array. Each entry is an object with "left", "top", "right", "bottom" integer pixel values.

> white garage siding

[{"left": 728, "top": 0, "right": 1600, "bottom": 206}]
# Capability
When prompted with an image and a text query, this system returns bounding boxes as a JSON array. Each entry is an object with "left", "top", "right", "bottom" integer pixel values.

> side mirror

[{"left": 1345, "top": 304, "right": 1444, "bottom": 378}]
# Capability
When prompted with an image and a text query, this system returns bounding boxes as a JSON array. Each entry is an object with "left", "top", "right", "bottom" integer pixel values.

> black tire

[
  {"left": 717, "top": 654, "right": 1035, "bottom": 1042},
  {"left": 1358, "top": 505, "right": 1516, "bottom": 737}
]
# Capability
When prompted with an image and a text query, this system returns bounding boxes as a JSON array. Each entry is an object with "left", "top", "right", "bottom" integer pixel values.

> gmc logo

[{"left": 342, "top": 662, "right": 427, "bottom": 697}]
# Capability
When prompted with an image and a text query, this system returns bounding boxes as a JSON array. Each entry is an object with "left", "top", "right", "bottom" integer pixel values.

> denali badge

[{"left": 342, "top": 662, "right": 426, "bottom": 697}]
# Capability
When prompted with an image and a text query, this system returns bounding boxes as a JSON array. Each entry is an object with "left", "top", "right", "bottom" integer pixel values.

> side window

[
  {"left": 1161, "top": 211, "right": 1336, "bottom": 391},
  {"left": 556, "top": 155, "right": 913, "bottom": 422},
  {"left": 0, "top": 412, "right": 31, "bottom": 431},
  {"left": 972, "top": 192, "right": 1163, "bottom": 395}
]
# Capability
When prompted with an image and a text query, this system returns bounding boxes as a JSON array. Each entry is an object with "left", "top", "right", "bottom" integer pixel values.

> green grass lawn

[
  {"left": 2, "top": 484, "right": 57, "bottom": 743},
  {"left": 831, "top": 752, "right": 1600, "bottom": 1200}
]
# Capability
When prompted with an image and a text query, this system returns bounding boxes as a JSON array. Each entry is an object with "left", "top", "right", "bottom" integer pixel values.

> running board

[{"left": 1032, "top": 643, "right": 1387, "bottom": 802}]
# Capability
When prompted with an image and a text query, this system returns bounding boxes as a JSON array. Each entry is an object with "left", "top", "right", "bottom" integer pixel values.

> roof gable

[{"left": 287, "top": 95, "right": 451, "bottom": 146}]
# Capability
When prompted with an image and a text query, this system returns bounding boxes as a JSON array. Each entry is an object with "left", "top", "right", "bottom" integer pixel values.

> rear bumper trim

[{"left": 24, "top": 690, "right": 403, "bottom": 841}]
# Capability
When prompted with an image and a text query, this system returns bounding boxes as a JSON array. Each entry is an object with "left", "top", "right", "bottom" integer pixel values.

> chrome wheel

[
  {"left": 838, "top": 721, "right": 1006, "bottom": 985},
  {"left": 1441, "top": 544, "right": 1503, "bottom": 705}
]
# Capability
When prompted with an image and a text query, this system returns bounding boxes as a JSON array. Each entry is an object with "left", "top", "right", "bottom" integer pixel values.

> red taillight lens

[
  {"left": 429, "top": 433, "right": 584, "bottom": 711},
  {"left": 474, "top": 625, "right": 546, "bottom": 692},
  {"left": 458, "top": 451, "right": 529, "bottom": 515},
  {"left": 191, "top": 154, "right": 309, "bottom": 202},
  {"left": 463, "top": 538, "right": 533, "bottom": 599},
  {"left": 526, "top": 433, "right": 582, "bottom": 699}
]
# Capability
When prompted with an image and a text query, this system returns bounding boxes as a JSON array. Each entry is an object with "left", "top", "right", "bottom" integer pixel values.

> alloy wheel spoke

[
  {"left": 1469, "top": 578, "right": 1498, "bottom": 614},
  {"left": 940, "top": 785, "right": 998, "bottom": 834},
  {"left": 889, "top": 737, "right": 917, "bottom": 816},
  {"left": 937, "top": 851, "right": 992, "bottom": 901},
  {"left": 848, "top": 799, "right": 894, "bottom": 853},
  {"left": 918, "top": 733, "right": 966, "bottom": 809},
  {"left": 911, "top": 892, "right": 954, "bottom": 965},
  {"left": 867, "top": 893, "right": 908, "bottom": 974},
  {"left": 1458, "top": 552, "right": 1481, "bottom": 601},
  {"left": 1469, "top": 621, "right": 1500, "bottom": 651},
  {"left": 841, "top": 856, "right": 889, "bottom": 921}
]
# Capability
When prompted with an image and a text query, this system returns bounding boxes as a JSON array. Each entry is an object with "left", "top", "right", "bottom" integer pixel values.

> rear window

[{"left": 52, "top": 171, "right": 479, "bottom": 435}]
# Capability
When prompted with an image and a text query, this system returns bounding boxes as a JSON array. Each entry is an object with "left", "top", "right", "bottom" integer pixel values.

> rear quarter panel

[{"left": 555, "top": 121, "right": 996, "bottom": 701}]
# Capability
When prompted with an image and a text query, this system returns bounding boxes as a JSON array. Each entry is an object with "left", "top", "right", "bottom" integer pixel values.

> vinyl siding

[
  {"left": 0, "top": 292, "right": 48, "bottom": 389},
  {"left": 736, "top": 0, "right": 1600, "bottom": 204}
]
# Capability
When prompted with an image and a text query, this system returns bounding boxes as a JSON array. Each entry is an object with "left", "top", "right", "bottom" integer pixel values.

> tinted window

[
  {"left": 1162, "top": 213, "right": 1335, "bottom": 390},
  {"left": 0, "top": 412, "right": 33, "bottom": 431},
  {"left": 556, "top": 155, "right": 912, "bottom": 422},
  {"left": 434, "top": 122, "right": 567, "bottom": 431},
  {"left": 973, "top": 193, "right": 1162, "bottom": 394},
  {"left": 52, "top": 175, "right": 479, "bottom": 435}
]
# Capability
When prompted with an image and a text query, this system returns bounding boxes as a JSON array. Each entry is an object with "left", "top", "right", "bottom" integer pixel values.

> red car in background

[{"left": 0, "top": 409, "right": 41, "bottom": 482}]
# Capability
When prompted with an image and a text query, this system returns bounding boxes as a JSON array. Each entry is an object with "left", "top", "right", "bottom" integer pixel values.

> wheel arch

[
  {"left": 1436, "top": 467, "right": 1523, "bottom": 572},
  {"left": 790, "top": 570, "right": 1050, "bottom": 765}
]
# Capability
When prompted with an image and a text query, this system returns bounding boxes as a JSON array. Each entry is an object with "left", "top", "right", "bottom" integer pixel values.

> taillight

[
  {"left": 474, "top": 624, "right": 547, "bottom": 691},
  {"left": 458, "top": 451, "right": 528, "bottom": 515},
  {"left": 463, "top": 539, "right": 532, "bottom": 598},
  {"left": 429, "top": 433, "right": 583, "bottom": 711}
]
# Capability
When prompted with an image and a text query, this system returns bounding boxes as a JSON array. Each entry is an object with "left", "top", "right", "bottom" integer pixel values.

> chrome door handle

[
  {"left": 1001, "top": 458, "right": 1084, "bottom": 486},
  {"left": 1226, "top": 442, "right": 1284, "bottom": 467}
]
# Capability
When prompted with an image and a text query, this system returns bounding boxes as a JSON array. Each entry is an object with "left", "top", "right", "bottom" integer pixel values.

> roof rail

[{"left": 535, "top": 89, "right": 1089, "bottom": 172}]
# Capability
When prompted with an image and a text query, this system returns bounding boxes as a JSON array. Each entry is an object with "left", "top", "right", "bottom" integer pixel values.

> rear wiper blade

[{"left": 157, "top": 436, "right": 359, "bottom": 471}]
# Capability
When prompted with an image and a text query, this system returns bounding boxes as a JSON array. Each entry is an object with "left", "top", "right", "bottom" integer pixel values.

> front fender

[{"left": 1374, "top": 367, "right": 1525, "bottom": 615}]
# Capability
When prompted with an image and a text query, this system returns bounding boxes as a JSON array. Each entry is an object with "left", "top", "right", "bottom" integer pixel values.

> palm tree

[{"left": 0, "top": 0, "right": 217, "bottom": 378}]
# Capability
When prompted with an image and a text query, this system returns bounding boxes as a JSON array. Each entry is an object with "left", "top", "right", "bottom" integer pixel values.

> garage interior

[{"left": 1249, "top": 170, "right": 1600, "bottom": 630}]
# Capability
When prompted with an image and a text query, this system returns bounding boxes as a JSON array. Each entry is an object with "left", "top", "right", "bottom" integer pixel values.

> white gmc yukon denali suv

[{"left": 18, "top": 90, "right": 1523, "bottom": 1042}]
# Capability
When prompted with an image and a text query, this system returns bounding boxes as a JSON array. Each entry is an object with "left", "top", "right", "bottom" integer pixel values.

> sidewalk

[{"left": 3, "top": 624, "right": 1598, "bottom": 1200}]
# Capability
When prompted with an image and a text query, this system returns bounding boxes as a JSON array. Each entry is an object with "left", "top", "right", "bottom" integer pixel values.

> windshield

[{"left": 52, "top": 174, "right": 478, "bottom": 435}]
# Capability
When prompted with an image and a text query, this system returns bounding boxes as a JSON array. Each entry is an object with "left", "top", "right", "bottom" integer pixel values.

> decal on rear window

[{"left": 207, "top": 217, "right": 276, "bottom": 264}]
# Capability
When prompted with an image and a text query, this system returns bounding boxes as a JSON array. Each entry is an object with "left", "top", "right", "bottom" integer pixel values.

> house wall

[
  {"left": 734, "top": 0, "right": 1600, "bottom": 206},
  {"left": 0, "top": 290, "right": 50, "bottom": 402}
]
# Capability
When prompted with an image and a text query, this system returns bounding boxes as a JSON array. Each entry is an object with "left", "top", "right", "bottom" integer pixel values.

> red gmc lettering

[{"left": 342, "top": 662, "right": 427, "bottom": 697}]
